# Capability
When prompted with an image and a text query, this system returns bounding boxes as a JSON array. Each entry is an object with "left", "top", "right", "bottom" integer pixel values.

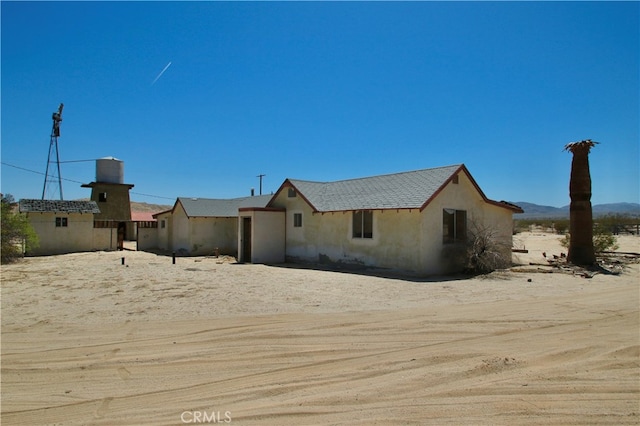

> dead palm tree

[{"left": 564, "top": 139, "right": 598, "bottom": 266}]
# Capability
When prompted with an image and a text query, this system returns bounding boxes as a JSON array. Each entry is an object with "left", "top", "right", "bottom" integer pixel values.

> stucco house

[
  {"left": 153, "top": 195, "right": 272, "bottom": 255},
  {"left": 18, "top": 199, "right": 120, "bottom": 255},
  {"left": 240, "top": 164, "right": 522, "bottom": 275}
]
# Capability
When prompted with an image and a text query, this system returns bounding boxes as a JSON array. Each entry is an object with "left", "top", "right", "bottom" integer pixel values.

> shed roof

[
  {"left": 275, "top": 164, "right": 522, "bottom": 213},
  {"left": 131, "top": 211, "right": 156, "bottom": 222},
  {"left": 19, "top": 199, "right": 101, "bottom": 214},
  {"left": 176, "top": 194, "right": 272, "bottom": 218}
]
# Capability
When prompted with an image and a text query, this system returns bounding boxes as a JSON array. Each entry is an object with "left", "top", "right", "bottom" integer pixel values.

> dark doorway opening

[{"left": 241, "top": 217, "right": 252, "bottom": 263}]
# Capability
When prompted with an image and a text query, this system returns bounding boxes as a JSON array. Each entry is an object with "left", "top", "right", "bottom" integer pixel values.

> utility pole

[
  {"left": 256, "top": 174, "right": 266, "bottom": 195},
  {"left": 42, "top": 103, "right": 64, "bottom": 200}
]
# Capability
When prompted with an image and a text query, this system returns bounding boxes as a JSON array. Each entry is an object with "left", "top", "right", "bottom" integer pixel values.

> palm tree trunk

[{"left": 565, "top": 140, "right": 597, "bottom": 265}]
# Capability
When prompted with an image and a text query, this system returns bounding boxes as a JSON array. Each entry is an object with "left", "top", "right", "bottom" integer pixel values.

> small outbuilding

[
  {"left": 19, "top": 199, "right": 105, "bottom": 255},
  {"left": 152, "top": 195, "right": 272, "bottom": 256}
]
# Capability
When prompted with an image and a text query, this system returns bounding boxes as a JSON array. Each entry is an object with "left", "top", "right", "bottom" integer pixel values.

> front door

[{"left": 242, "top": 217, "right": 252, "bottom": 263}]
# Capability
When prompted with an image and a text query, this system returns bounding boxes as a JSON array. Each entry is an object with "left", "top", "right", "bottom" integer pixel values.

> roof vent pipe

[{"left": 251, "top": 188, "right": 255, "bottom": 197}]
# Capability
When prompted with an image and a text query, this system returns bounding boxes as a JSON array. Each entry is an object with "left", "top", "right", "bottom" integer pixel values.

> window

[
  {"left": 293, "top": 213, "right": 302, "bottom": 227},
  {"left": 352, "top": 210, "right": 373, "bottom": 239},
  {"left": 161, "top": 220, "right": 166, "bottom": 229},
  {"left": 98, "top": 192, "right": 107, "bottom": 202},
  {"left": 55, "top": 217, "right": 68, "bottom": 227},
  {"left": 288, "top": 187, "right": 297, "bottom": 197},
  {"left": 443, "top": 209, "right": 466, "bottom": 243}
]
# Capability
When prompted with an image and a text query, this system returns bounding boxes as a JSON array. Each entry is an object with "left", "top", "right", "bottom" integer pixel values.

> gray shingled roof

[
  {"left": 19, "top": 199, "right": 101, "bottom": 214},
  {"left": 286, "top": 164, "right": 464, "bottom": 212},
  {"left": 177, "top": 194, "right": 272, "bottom": 217}
]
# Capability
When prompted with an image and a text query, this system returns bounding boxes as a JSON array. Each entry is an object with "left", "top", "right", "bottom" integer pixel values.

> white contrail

[{"left": 151, "top": 61, "right": 172, "bottom": 85}]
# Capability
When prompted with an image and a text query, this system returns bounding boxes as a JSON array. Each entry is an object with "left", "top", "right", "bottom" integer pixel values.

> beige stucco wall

[
  {"left": 92, "top": 227, "right": 119, "bottom": 251},
  {"left": 189, "top": 217, "right": 238, "bottom": 255},
  {"left": 420, "top": 172, "right": 514, "bottom": 274},
  {"left": 271, "top": 191, "right": 426, "bottom": 272},
  {"left": 137, "top": 227, "right": 158, "bottom": 251},
  {"left": 26, "top": 212, "right": 96, "bottom": 255},
  {"left": 155, "top": 212, "right": 172, "bottom": 251},
  {"left": 161, "top": 202, "right": 238, "bottom": 255},
  {"left": 270, "top": 173, "right": 515, "bottom": 275},
  {"left": 239, "top": 210, "right": 285, "bottom": 264},
  {"left": 172, "top": 204, "right": 190, "bottom": 253}
]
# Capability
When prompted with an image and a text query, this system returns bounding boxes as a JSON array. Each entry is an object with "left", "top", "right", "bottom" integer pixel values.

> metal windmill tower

[{"left": 41, "top": 103, "right": 64, "bottom": 200}]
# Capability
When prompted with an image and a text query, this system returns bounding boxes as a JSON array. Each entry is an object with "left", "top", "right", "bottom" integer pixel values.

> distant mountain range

[
  {"left": 131, "top": 201, "right": 172, "bottom": 213},
  {"left": 512, "top": 202, "right": 640, "bottom": 219}
]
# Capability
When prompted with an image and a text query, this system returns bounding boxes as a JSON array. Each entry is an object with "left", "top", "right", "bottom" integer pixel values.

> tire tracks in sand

[{"left": 2, "top": 285, "right": 638, "bottom": 425}]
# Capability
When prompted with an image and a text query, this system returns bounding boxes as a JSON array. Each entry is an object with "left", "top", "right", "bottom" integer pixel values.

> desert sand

[{"left": 1, "top": 232, "right": 638, "bottom": 425}]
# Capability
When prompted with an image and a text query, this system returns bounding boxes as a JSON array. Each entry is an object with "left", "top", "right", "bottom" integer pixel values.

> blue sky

[{"left": 2, "top": 1, "right": 638, "bottom": 207}]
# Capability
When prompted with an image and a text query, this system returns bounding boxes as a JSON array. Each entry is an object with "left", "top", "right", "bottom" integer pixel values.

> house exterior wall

[
  {"left": 172, "top": 204, "right": 190, "bottom": 253},
  {"left": 270, "top": 172, "right": 515, "bottom": 275},
  {"left": 420, "top": 172, "right": 514, "bottom": 274},
  {"left": 271, "top": 191, "right": 426, "bottom": 272},
  {"left": 92, "top": 227, "right": 119, "bottom": 251},
  {"left": 239, "top": 209, "right": 285, "bottom": 263},
  {"left": 189, "top": 216, "right": 238, "bottom": 255},
  {"left": 26, "top": 212, "right": 96, "bottom": 255},
  {"left": 155, "top": 202, "right": 239, "bottom": 255},
  {"left": 137, "top": 227, "right": 158, "bottom": 251},
  {"left": 156, "top": 212, "right": 172, "bottom": 251}
]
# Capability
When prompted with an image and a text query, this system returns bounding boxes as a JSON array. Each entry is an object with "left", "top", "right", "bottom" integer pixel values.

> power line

[
  {"left": 2, "top": 161, "right": 85, "bottom": 184},
  {"left": 1, "top": 161, "right": 175, "bottom": 201},
  {"left": 130, "top": 191, "right": 174, "bottom": 201}
]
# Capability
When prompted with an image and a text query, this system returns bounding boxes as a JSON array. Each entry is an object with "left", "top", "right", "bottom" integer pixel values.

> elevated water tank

[{"left": 96, "top": 157, "right": 124, "bottom": 184}]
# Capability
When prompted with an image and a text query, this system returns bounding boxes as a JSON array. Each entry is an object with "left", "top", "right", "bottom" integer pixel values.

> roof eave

[
  {"left": 419, "top": 164, "right": 469, "bottom": 211},
  {"left": 487, "top": 200, "right": 525, "bottom": 213}
]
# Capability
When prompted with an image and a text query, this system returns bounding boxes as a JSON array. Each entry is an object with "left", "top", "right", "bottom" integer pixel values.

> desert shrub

[
  {"left": 1, "top": 195, "right": 39, "bottom": 263},
  {"left": 592, "top": 230, "right": 619, "bottom": 252},
  {"left": 514, "top": 218, "right": 570, "bottom": 234},
  {"left": 465, "top": 224, "right": 512, "bottom": 273},
  {"left": 596, "top": 214, "right": 639, "bottom": 235},
  {"left": 559, "top": 224, "right": 619, "bottom": 254},
  {"left": 444, "top": 223, "right": 511, "bottom": 274},
  {"left": 553, "top": 219, "right": 569, "bottom": 234}
]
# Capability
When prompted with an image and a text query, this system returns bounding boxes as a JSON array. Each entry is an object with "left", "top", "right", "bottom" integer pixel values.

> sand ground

[{"left": 1, "top": 232, "right": 638, "bottom": 425}]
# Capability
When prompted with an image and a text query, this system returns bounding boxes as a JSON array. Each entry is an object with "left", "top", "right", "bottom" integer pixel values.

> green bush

[
  {"left": 553, "top": 219, "right": 569, "bottom": 234},
  {"left": 1, "top": 195, "right": 39, "bottom": 263},
  {"left": 559, "top": 224, "right": 619, "bottom": 254}
]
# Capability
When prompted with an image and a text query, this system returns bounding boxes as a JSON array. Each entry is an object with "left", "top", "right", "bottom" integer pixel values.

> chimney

[{"left": 250, "top": 188, "right": 255, "bottom": 197}]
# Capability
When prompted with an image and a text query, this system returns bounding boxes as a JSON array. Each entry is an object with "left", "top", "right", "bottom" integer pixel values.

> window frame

[
  {"left": 293, "top": 212, "right": 303, "bottom": 228},
  {"left": 443, "top": 209, "right": 467, "bottom": 244},
  {"left": 352, "top": 210, "right": 373, "bottom": 239},
  {"left": 55, "top": 217, "right": 68, "bottom": 227}
]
